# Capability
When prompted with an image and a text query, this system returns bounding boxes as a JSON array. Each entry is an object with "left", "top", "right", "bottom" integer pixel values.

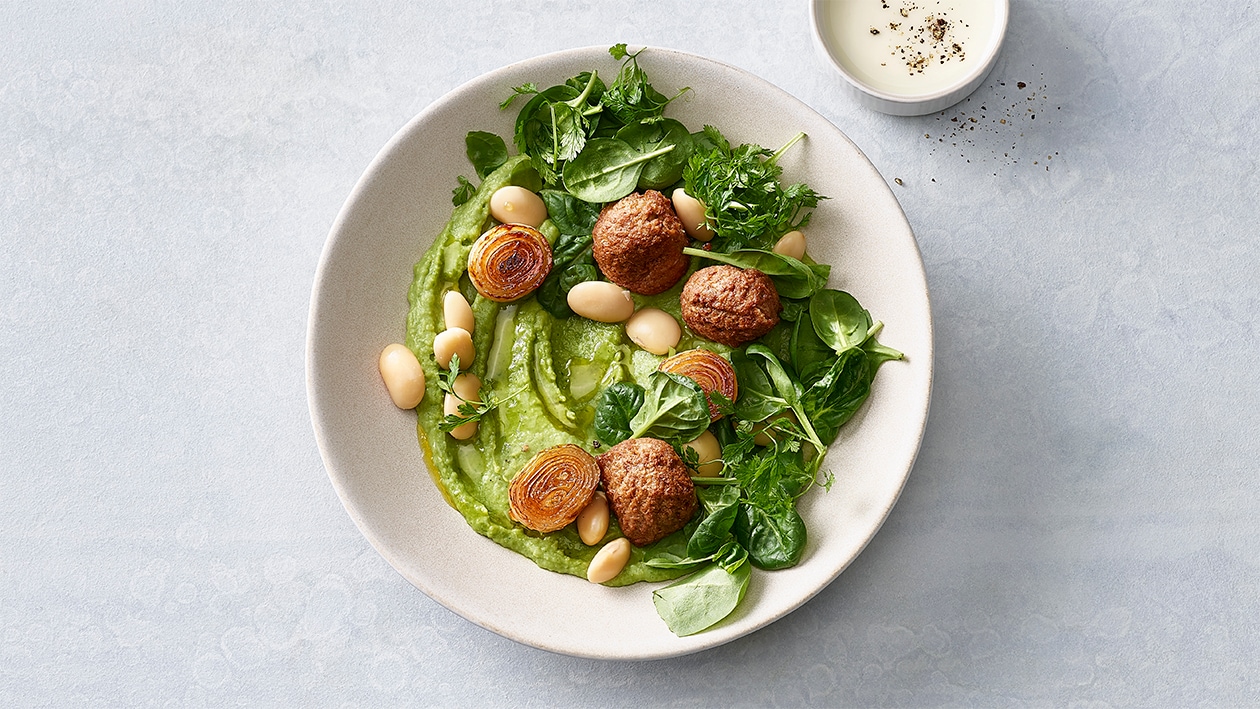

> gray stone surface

[{"left": 2, "top": 0, "right": 1257, "bottom": 705}]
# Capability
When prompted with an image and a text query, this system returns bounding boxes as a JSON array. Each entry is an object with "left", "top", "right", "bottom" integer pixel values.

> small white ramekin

[{"left": 810, "top": 0, "right": 1009, "bottom": 116}]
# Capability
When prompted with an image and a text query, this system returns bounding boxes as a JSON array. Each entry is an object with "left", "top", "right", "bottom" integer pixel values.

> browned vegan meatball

[
  {"left": 680, "top": 265, "right": 782, "bottom": 347},
  {"left": 596, "top": 437, "right": 698, "bottom": 547},
  {"left": 591, "top": 190, "right": 690, "bottom": 295}
]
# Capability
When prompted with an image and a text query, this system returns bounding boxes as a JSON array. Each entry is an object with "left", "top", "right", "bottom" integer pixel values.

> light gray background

[{"left": 3, "top": 1, "right": 1257, "bottom": 706}]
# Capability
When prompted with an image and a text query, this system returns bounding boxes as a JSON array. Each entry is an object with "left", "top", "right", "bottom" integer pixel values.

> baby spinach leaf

[
  {"left": 652, "top": 559, "right": 751, "bottom": 636},
  {"left": 593, "top": 382, "right": 645, "bottom": 448},
  {"left": 539, "top": 189, "right": 600, "bottom": 235},
  {"left": 744, "top": 344, "right": 828, "bottom": 456},
  {"left": 465, "top": 131, "right": 509, "bottom": 179},
  {"left": 687, "top": 498, "right": 739, "bottom": 558},
  {"left": 616, "top": 118, "right": 694, "bottom": 190},
  {"left": 628, "top": 371, "right": 710, "bottom": 444},
  {"left": 682, "top": 247, "right": 828, "bottom": 299},
  {"left": 790, "top": 312, "right": 836, "bottom": 388},
  {"left": 535, "top": 234, "right": 598, "bottom": 318},
  {"left": 728, "top": 349, "right": 788, "bottom": 424},
  {"left": 745, "top": 344, "right": 803, "bottom": 406},
  {"left": 696, "top": 482, "right": 741, "bottom": 513},
  {"left": 800, "top": 348, "right": 871, "bottom": 446},
  {"left": 561, "top": 138, "right": 676, "bottom": 203},
  {"left": 535, "top": 190, "right": 603, "bottom": 318},
  {"left": 810, "top": 289, "right": 870, "bottom": 355},
  {"left": 862, "top": 332, "right": 905, "bottom": 379},
  {"left": 734, "top": 503, "right": 807, "bottom": 570}
]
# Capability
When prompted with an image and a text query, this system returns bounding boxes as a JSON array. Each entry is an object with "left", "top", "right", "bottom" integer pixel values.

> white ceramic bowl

[
  {"left": 307, "top": 45, "right": 933, "bottom": 659},
  {"left": 811, "top": 0, "right": 1009, "bottom": 116}
]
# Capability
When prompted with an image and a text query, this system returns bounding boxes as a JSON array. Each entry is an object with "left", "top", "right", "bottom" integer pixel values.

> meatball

[
  {"left": 592, "top": 190, "right": 690, "bottom": 295},
  {"left": 596, "top": 437, "right": 697, "bottom": 547},
  {"left": 680, "top": 265, "right": 782, "bottom": 347}
]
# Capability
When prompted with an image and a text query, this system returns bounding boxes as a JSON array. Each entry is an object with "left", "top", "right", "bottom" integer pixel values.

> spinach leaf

[
  {"left": 465, "top": 131, "right": 509, "bottom": 179},
  {"left": 729, "top": 348, "right": 789, "bottom": 424},
  {"left": 790, "top": 311, "right": 835, "bottom": 387},
  {"left": 561, "top": 137, "right": 676, "bottom": 204},
  {"left": 615, "top": 118, "right": 694, "bottom": 190},
  {"left": 800, "top": 347, "right": 871, "bottom": 446},
  {"left": 682, "top": 247, "right": 828, "bottom": 299},
  {"left": 507, "top": 159, "right": 544, "bottom": 192},
  {"left": 651, "top": 559, "right": 751, "bottom": 636},
  {"left": 734, "top": 503, "right": 807, "bottom": 570},
  {"left": 810, "top": 289, "right": 870, "bottom": 355},
  {"left": 627, "top": 371, "right": 710, "bottom": 444},
  {"left": 687, "top": 497, "right": 739, "bottom": 558},
  {"left": 534, "top": 190, "right": 602, "bottom": 318},
  {"left": 745, "top": 344, "right": 803, "bottom": 407},
  {"left": 644, "top": 537, "right": 742, "bottom": 571},
  {"left": 862, "top": 330, "right": 905, "bottom": 379},
  {"left": 535, "top": 234, "right": 598, "bottom": 318},
  {"left": 593, "top": 382, "right": 645, "bottom": 448},
  {"left": 539, "top": 189, "right": 600, "bottom": 235},
  {"left": 696, "top": 479, "right": 741, "bottom": 513},
  {"left": 744, "top": 344, "right": 827, "bottom": 455}
]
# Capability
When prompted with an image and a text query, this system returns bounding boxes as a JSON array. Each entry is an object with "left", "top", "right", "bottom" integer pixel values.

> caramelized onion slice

[
  {"left": 659, "top": 348, "right": 738, "bottom": 421},
  {"left": 509, "top": 444, "right": 599, "bottom": 533},
  {"left": 467, "top": 223, "right": 553, "bottom": 302}
]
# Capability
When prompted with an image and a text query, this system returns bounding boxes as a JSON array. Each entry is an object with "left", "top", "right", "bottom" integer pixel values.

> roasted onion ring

[
  {"left": 467, "top": 223, "right": 553, "bottom": 302},
  {"left": 508, "top": 444, "right": 600, "bottom": 533},
  {"left": 659, "top": 348, "right": 738, "bottom": 421}
]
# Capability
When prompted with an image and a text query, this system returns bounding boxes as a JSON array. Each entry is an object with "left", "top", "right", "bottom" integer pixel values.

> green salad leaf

[
  {"left": 465, "top": 130, "right": 509, "bottom": 179},
  {"left": 535, "top": 190, "right": 602, "bottom": 318},
  {"left": 627, "top": 371, "right": 710, "bottom": 445},
  {"left": 651, "top": 557, "right": 751, "bottom": 636},
  {"left": 615, "top": 117, "right": 694, "bottom": 190},
  {"left": 561, "top": 137, "right": 676, "bottom": 203},
  {"left": 593, "top": 381, "right": 645, "bottom": 448}
]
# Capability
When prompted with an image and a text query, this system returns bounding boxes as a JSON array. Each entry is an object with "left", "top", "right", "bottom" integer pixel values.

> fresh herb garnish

[
  {"left": 435, "top": 354, "right": 517, "bottom": 433},
  {"left": 603, "top": 44, "right": 689, "bottom": 125},
  {"left": 683, "top": 126, "right": 826, "bottom": 251}
]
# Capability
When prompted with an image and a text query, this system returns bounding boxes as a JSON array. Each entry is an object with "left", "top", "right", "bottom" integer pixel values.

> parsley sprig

[
  {"left": 435, "top": 354, "right": 518, "bottom": 433},
  {"left": 682, "top": 126, "right": 826, "bottom": 252}
]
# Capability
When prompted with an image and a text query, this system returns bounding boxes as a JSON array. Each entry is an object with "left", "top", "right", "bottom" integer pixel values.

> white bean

[
  {"left": 625, "top": 308, "right": 681, "bottom": 355},
  {"left": 433, "top": 327, "right": 475, "bottom": 370},
  {"left": 443, "top": 290, "right": 475, "bottom": 333},
  {"left": 773, "top": 230, "right": 807, "bottom": 260},
  {"left": 567, "top": 281, "right": 635, "bottom": 323},
  {"left": 443, "top": 373, "right": 481, "bottom": 440},
  {"left": 489, "top": 186, "right": 548, "bottom": 228},
  {"left": 587, "top": 537, "right": 631, "bottom": 584},
  {"left": 378, "top": 344, "right": 426, "bottom": 409},
  {"left": 671, "top": 188, "right": 715, "bottom": 242},
  {"left": 682, "top": 430, "right": 723, "bottom": 477},
  {"left": 577, "top": 492, "right": 609, "bottom": 546}
]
